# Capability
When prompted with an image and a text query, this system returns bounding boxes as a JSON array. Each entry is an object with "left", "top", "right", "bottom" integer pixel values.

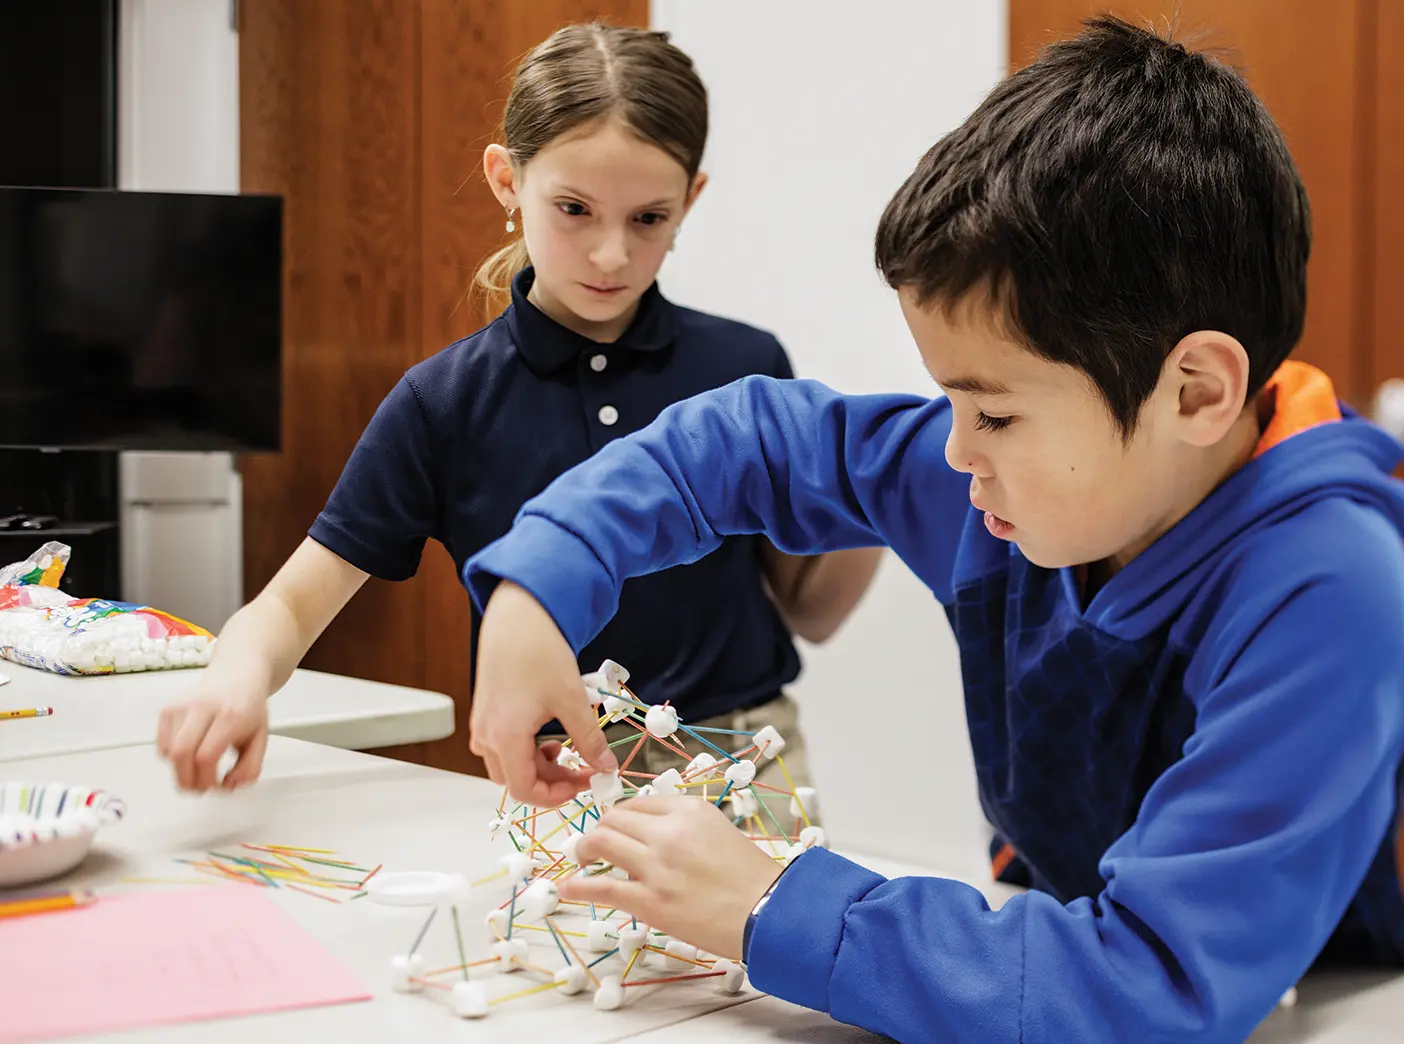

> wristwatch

[{"left": 742, "top": 853, "right": 804, "bottom": 963}]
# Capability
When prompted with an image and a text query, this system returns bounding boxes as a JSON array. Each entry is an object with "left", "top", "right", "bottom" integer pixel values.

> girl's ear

[
  {"left": 483, "top": 144, "right": 520, "bottom": 210},
  {"left": 682, "top": 171, "right": 708, "bottom": 217}
]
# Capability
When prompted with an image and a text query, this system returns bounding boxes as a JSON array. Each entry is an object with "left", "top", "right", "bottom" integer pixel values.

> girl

[{"left": 157, "top": 23, "right": 881, "bottom": 808}]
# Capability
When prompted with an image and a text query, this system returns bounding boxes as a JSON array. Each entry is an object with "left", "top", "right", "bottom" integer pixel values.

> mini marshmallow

[
  {"left": 492, "top": 937, "right": 529, "bottom": 971},
  {"left": 664, "top": 939, "right": 698, "bottom": 971},
  {"left": 652, "top": 768, "right": 683, "bottom": 795},
  {"left": 562, "top": 833, "right": 584, "bottom": 867},
  {"left": 590, "top": 772, "right": 625, "bottom": 808},
  {"left": 487, "top": 812, "right": 509, "bottom": 836},
  {"left": 753, "top": 725, "right": 786, "bottom": 759},
  {"left": 452, "top": 980, "right": 488, "bottom": 1018},
  {"left": 789, "top": 786, "right": 818, "bottom": 819},
  {"left": 1279, "top": 986, "right": 1299, "bottom": 1009},
  {"left": 601, "top": 693, "right": 633, "bottom": 722},
  {"left": 684, "top": 752, "right": 719, "bottom": 781},
  {"left": 555, "top": 965, "right": 589, "bottom": 996},
  {"left": 582, "top": 659, "right": 631, "bottom": 699},
  {"left": 594, "top": 975, "right": 625, "bottom": 1011},
  {"left": 632, "top": 784, "right": 656, "bottom": 798},
  {"left": 644, "top": 703, "right": 679, "bottom": 739},
  {"left": 485, "top": 908, "right": 510, "bottom": 941},
  {"left": 783, "top": 842, "right": 808, "bottom": 866},
  {"left": 712, "top": 958, "right": 745, "bottom": 994},
  {"left": 521, "top": 879, "right": 559, "bottom": 920},
  {"left": 725, "top": 760, "right": 757, "bottom": 787},
  {"left": 556, "top": 747, "right": 586, "bottom": 771},
  {"left": 587, "top": 920, "right": 617, "bottom": 952},
  {"left": 727, "top": 789, "right": 759, "bottom": 819},
  {"left": 799, "top": 825, "right": 829, "bottom": 849},
  {"left": 181, "top": 649, "right": 201, "bottom": 667},
  {"left": 617, "top": 925, "right": 647, "bottom": 958},
  {"left": 390, "top": 953, "right": 425, "bottom": 993},
  {"left": 500, "top": 852, "right": 534, "bottom": 883}
]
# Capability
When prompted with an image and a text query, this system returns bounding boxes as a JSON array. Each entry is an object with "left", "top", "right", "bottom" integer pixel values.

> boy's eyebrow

[
  {"left": 939, "top": 376, "right": 1013, "bottom": 396},
  {"left": 557, "top": 186, "right": 675, "bottom": 209}
]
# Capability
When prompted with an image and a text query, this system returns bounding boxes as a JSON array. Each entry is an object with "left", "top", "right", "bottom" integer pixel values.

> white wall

[
  {"left": 117, "top": 0, "right": 244, "bottom": 632},
  {"left": 651, "top": 1, "right": 1007, "bottom": 870}
]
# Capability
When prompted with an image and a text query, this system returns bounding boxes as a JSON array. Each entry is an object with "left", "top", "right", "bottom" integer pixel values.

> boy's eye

[
  {"left": 974, "top": 411, "right": 1013, "bottom": 432},
  {"left": 636, "top": 212, "right": 667, "bottom": 226},
  {"left": 558, "top": 201, "right": 589, "bottom": 217}
]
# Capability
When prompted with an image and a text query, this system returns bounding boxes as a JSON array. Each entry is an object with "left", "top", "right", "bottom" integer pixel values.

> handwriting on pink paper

[{"left": 0, "top": 885, "right": 370, "bottom": 1042}]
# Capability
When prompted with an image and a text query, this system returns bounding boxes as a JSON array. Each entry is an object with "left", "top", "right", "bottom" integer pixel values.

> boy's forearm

[{"left": 204, "top": 591, "right": 308, "bottom": 699}]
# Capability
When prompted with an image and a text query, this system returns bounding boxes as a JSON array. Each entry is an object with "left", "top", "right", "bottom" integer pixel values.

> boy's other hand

[
  {"left": 557, "top": 795, "right": 783, "bottom": 960},
  {"left": 157, "top": 681, "right": 269, "bottom": 793},
  {"left": 471, "top": 580, "right": 617, "bottom": 805}
]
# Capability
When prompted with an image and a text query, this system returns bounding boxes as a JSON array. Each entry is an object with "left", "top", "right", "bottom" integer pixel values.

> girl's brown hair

[{"left": 474, "top": 23, "right": 708, "bottom": 316}]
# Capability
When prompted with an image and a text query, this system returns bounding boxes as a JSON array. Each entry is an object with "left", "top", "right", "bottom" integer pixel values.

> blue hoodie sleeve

[
  {"left": 464, "top": 375, "right": 968, "bottom": 649},
  {"left": 747, "top": 535, "right": 1404, "bottom": 1044}
]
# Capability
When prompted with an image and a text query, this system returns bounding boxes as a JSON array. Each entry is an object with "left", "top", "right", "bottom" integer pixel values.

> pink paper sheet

[{"left": 0, "top": 885, "right": 371, "bottom": 1041}]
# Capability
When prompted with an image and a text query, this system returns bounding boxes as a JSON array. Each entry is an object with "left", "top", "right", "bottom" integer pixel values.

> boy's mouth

[{"left": 983, "top": 511, "right": 1015, "bottom": 539}]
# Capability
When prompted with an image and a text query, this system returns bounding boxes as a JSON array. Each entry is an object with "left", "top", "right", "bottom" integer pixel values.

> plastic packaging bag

[{"left": 0, "top": 542, "right": 216, "bottom": 676}]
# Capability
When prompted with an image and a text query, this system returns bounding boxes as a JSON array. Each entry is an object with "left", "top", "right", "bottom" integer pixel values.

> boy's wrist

[{"left": 742, "top": 852, "right": 804, "bottom": 964}]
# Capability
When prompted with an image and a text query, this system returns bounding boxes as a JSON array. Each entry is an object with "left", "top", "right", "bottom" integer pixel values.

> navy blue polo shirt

[{"left": 309, "top": 267, "right": 802, "bottom": 721}]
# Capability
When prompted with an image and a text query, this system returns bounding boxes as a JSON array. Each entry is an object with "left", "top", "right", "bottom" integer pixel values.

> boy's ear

[
  {"left": 1165, "top": 330, "right": 1251, "bottom": 447},
  {"left": 483, "top": 144, "right": 520, "bottom": 211}
]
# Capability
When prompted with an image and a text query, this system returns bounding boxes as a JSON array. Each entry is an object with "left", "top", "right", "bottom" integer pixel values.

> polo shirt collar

[{"left": 507, "top": 266, "right": 678, "bottom": 374}]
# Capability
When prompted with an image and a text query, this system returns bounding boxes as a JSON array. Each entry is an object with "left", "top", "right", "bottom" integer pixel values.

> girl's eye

[
  {"left": 636, "top": 212, "right": 667, "bottom": 226},
  {"left": 974, "top": 411, "right": 1013, "bottom": 432},
  {"left": 558, "top": 201, "right": 588, "bottom": 217}
]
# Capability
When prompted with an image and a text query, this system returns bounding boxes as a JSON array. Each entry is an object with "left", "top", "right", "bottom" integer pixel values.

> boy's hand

[
  {"left": 157, "top": 682, "right": 269, "bottom": 793},
  {"left": 471, "top": 580, "right": 617, "bottom": 805},
  {"left": 558, "top": 795, "right": 783, "bottom": 960}
]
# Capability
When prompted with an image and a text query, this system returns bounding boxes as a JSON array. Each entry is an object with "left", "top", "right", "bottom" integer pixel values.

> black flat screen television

[{"left": 0, "top": 187, "right": 283, "bottom": 451}]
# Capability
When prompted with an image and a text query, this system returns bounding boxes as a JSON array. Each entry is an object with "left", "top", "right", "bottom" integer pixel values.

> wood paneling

[
  {"left": 1370, "top": 1, "right": 1402, "bottom": 395},
  {"left": 239, "top": 1, "right": 646, "bottom": 776},
  {"left": 1009, "top": 1, "right": 1373, "bottom": 404}
]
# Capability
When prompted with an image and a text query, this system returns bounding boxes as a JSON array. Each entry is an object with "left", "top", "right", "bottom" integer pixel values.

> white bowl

[{"left": 0, "top": 781, "right": 125, "bottom": 889}]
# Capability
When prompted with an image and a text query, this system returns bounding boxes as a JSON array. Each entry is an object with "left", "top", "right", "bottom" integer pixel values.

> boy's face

[{"left": 901, "top": 291, "right": 1189, "bottom": 573}]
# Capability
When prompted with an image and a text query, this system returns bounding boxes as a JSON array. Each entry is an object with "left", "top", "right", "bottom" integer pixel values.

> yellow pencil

[
  {"left": 0, "top": 707, "right": 54, "bottom": 720},
  {"left": 0, "top": 889, "right": 95, "bottom": 918}
]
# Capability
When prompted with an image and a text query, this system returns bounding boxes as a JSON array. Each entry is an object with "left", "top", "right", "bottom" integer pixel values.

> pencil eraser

[
  {"left": 555, "top": 964, "right": 588, "bottom": 995},
  {"left": 452, "top": 979, "right": 488, "bottom": 1018},
  {"left": 390, "top": 953, "right": 425, "bottom": 992},
  {"left": 594, "top": 974, "right": 625, "bottom": 1010}
]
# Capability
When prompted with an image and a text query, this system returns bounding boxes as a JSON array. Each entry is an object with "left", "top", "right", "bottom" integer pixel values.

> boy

[{"left": 463, "top": 16, "right": 1404, "bottom": 1043}]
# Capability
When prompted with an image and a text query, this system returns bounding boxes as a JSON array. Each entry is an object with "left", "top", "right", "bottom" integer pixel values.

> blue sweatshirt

[{"left": 465, "top": 362, "right": 1404, "bottom": 1043}]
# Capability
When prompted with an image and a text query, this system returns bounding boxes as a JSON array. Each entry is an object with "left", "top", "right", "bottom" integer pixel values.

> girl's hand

[
  {"left": 471, "top": 580, "right": 618, "bottom": 805},
  {"left": 558, "top": 794, "right": 783, "bottom": 959}
]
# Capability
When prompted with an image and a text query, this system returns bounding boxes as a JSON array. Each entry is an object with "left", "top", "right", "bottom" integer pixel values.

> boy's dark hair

[{"left": 874, "top": 15, "right": 1310, "bottom": 435}]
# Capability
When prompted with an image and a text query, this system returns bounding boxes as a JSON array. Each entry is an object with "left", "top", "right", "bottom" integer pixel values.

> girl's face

[{"left": 486, "top": 119, "right": 705, "bottom": 342}]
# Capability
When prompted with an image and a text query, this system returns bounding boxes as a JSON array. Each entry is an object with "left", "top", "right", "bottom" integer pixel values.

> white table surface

[
  {"left": 0, "top": 738, "right": 753, "bottom": 1043},
  {"left": 3, "top": 739, "right": 1399, "bottom": 1044},
  {"left": 0, "top": 662, "right": 455, "bottom": 762}
]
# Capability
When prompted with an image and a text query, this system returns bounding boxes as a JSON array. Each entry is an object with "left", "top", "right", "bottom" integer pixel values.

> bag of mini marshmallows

[{"left": 0, "top": 541, "right": 215, "bottom": 675}]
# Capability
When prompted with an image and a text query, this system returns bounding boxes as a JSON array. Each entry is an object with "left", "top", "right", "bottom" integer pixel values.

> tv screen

[{"left": 0, "top": 187, "right": 282, "bottom": 451}]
